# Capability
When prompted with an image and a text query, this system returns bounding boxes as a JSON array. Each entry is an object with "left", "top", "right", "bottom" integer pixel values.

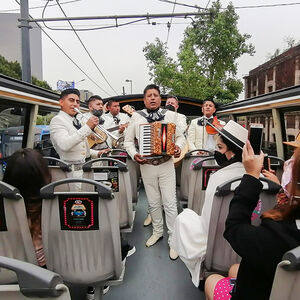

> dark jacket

[{"left": 224, "top": 174, "right": 300, "bottom": 300}]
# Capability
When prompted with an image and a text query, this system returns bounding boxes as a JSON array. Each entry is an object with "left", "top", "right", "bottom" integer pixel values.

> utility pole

[{"left": 19, "top": 0, "right": 32, "bottom": 83}]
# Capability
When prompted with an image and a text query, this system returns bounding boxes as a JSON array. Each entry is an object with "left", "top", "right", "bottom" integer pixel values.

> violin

[{"left": 205, "top": 116, "right": 224, "bottom": 135}]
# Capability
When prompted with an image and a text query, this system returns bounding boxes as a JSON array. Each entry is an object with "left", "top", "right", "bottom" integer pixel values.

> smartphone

[
  {"left": 263, "top": 154, "right": 269, "bottom": 171},
  {"left": 248, "top": 123, "right": 263, "bottom": 155}
]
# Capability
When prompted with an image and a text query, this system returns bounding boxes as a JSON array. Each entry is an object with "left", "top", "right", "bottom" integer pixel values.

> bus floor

[{"left": 69, "top": 188, "right": 205, "bottom": 300}]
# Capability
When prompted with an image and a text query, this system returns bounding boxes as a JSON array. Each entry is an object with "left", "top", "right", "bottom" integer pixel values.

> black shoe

[{"left": 121, "top": 244, "right": 136, "bottom": 260}]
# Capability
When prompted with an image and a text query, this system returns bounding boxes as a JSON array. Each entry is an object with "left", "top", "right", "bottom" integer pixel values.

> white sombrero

[{"left": 208, "top": 120, "right": 248, "bottom": 149}]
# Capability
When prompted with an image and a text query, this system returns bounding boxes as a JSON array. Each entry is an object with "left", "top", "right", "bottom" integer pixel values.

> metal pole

[
  {"left": 26, "top": 12, "right": 209, "bottom": 23},
  {"left": 122, "top": 86, "right": 125, "bottom": 95},
  {"left": 19, "top": 0, "right": 32, "bottom": 83}
]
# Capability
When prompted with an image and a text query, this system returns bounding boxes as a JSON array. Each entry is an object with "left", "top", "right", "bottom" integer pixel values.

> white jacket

[
  {"left": 170, "top": 161, "right": 245, "bottom": 286},
  {"left": 124, "top": 108, "right": 186, "bottom": 160},
  {"left": 50, "top": 110, "right": 98, "bottom": 162}
]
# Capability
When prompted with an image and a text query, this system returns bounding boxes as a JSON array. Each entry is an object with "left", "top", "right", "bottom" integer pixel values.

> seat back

[
  {"left": 270, "top": 246, "right": 300, "bottom": 300},
  {"left": 109, "top": 150, "right": 140, "bottom": 204},
  {"left": 40, "top": 178, "right": 122, "bottom": 285},
  {"left": 187, "top": 157, "right": 219, "bottom": 215},
  {"left": 44, "top": 157, "right": 72, "bottom": 192},
  {"left": 0, "top": 256, "right": 70, "bottom": 300},
  {"left": 82, "top": 158, "right": 133, "bottom": 230},
  {"left": 180, "top": 150, "right": 213, "bottom": 202},
  {"left": 0, "top": 182, "right": 37, "bottom": 284},
  {"left": 204, "top": 176, "right": 280, "bottom": 276}
]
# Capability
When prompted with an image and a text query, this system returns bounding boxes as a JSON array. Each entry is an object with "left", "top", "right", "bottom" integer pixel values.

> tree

[
  {"left": 143, "top": 0, "right": 255, "bottom": 103},
  {"left": 0, "top": 54, "right": 53, "bottom": 91}
]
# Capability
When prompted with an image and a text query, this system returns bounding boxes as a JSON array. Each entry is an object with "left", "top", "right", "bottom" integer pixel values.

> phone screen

[{"left": 249, "top": 125, "right": 263, "bottom": 155}]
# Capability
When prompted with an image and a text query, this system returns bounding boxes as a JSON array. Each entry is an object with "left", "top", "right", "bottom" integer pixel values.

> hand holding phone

[{"left": 248, "top": 123, "right": 263, "bottom": 155}]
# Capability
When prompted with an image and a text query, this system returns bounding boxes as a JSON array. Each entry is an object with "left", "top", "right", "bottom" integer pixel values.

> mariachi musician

[
  {"left": 187, "top": 99, "right": 225, "bottom": 154},
  {"left": 124, "top": 84, "right": 186, "bottom": 260},
  {"left": 102, "top": 99, "right": 130, "bottom": 148},
  {"left": 50, "top": 89, "right": 108, "bottom": 190},
  {"left": 80, "top": 95, "right": 111, "bottom": 151}
]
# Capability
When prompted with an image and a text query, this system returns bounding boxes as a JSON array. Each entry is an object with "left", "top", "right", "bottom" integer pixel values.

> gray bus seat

[
  {"left": 0, "top": 182, "right": 37, "bottom": 284},
  {"left": 40, "top": 178, "right": 124, "bottom": 298},
  {"left": 203, "top": 176, "right": 281, "bottom": 277},
  {"left": 180, "top": 149, "right": 213, "bottom": 204},
  {"left": 270, "top": 246, "right": 300, "bottom": 300},
  {"left": 44, "top": 157, "right": 72, "bottom": 192},
  {"left": 187, "top": 157, "right": 219, "bottom": 215},
  {"left": 82, "top": 158, "right": 134, "bottom": 232},
  {"left": 0, "top": 256, "right": 70, "bottom": 299},
  {"left": 269, "top": 156, "right": 284, "bottom": 182}
]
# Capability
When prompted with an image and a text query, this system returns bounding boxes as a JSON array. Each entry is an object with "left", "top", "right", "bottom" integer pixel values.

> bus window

[{"left": 283, "top": 111, "right": 300, "bottom": 158}]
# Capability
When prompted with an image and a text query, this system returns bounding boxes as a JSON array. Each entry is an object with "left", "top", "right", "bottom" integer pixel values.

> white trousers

[{"left": 140, "top": 159, "right": 178, "bottom": 243}]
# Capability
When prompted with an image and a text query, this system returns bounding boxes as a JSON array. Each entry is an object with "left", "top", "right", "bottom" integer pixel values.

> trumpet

[{"left": 74, "top": 108, "right": 119, "bottom": 143}]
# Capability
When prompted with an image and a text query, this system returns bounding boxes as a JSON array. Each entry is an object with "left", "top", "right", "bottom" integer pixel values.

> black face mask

[
  {"left": 92, "top": 109, "right": 103, "bottom": 117},
  {"left": 165, "top": 104, "right": 175, "bottom": 112},
  {"left": 214, "top": 151, "right": 228, "bottom": 167}
]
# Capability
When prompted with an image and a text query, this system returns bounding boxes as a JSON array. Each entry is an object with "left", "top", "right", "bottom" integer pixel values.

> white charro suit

[
  {"left": 176, "top": 112, "right": 187, "bottom": 134},
  {"left": 102, "top": 112, "right": 130, "bottom": 148},
  {"left": 124, "top": 109, "right": 186, "bottom": 242},
  {"left": 50, "top": 110, "right": 99, "bottom": 189},
  {"left": 187, "top": 117, "right": 225, "bottom": 152}
]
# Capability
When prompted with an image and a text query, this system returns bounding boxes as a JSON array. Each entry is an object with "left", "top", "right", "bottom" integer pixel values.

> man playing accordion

[{"left": 124, "top": 84, "right": 186, "bottom": 260}]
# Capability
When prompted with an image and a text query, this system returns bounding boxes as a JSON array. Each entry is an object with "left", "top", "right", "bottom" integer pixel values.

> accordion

[{"left": 139, "top": 122, "right": 176, "bottom": 157}]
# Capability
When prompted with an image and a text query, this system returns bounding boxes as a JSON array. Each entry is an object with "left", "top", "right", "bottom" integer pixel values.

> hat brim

[
  {"left": 283, "top": 141, "right": 300, "bottom": 148},
  {"left": 206, "top": 120, "right": 245, "bottom": 150}
]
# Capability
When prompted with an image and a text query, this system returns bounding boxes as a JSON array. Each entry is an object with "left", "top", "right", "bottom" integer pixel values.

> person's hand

[
  {"left": 262, "top": 169, "right": 281, "bottom": 185},
  {"left": 242, "top": 140, "right": 264, "bottom": 179},
  {"left": 134, "top": 153, "right": 147, "bottom": 165},
  {"left": 86, "top": 116, "right": 99, "bottom": 130},
  {"left": 118, "top": 124, "right": 128, "bottom": 134},
  {"left": 97, "top": 148, "right": 111, "bottom": 157},
  {"left": 174, "top": 145, "right": 181, "bottom": 158}
]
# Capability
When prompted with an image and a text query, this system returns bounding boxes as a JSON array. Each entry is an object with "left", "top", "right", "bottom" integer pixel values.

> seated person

[
  {"left": 170, "top": 121, "right": 248, "bottom": 286},
  {"left": 3, "top": 148, "right": 51, "bottom": 267},
  {"left": 205, "top": 142, "right": 300, "bottom": 300}
]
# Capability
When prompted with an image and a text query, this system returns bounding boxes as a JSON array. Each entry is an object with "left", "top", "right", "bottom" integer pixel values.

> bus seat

[
  {"left": 0, "top": 182, "right": 37, "bottom": 284},
  {"left": 187, "top": 158, "right": 219, "bottom": 215},
  {"left": 269, "top": 246, "right": 300, "bottom": 300},
  {"left": 108, "top": 150, "right": 140, "bottom": 205},
  {"left": 203, "top": 176, "right": 280, "bottom": 277},
  {"left": 40, "top": 178, "right": 124, "bottom": 294},
  {"left": 269, "top": 156, "right": 284, "bottom": 182},
  {"left": 0, "top": 256, "right": 70, "bottom": 300},
  {"left": 43, "top": 157, "right": 72, "bottom": 192},
  {"left": 82, "top": 158, "right": 134, "bottom": 232},
  {"left": 179, "top": 149, "right": 213, "bottom": 204}
]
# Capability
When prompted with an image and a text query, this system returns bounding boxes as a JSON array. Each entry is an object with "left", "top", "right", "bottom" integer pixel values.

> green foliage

[
  {"left": 36, "top": 113, "right": 55, "bottom": 125},
  {"left": 143, "top": 0, "right": 255, "bottom": 103},
  {"left": 0, "top": 54, "right": 53, "bottom": 91}
]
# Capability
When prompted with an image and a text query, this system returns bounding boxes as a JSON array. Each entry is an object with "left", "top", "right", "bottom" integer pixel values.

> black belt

[{"left": 144, "top": 156, "right": 171, "bottom": 166}]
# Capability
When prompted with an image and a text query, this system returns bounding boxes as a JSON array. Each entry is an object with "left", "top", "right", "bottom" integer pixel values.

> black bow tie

[
  {"left": 113, "top": 116, "right": 120, "bottom": 124},
  {"left": 197, "top": 116, "right": 213, "bottom": 126},
  {"left": 73, "top": 115, "right": 82, "bottom": 129},
  {"left": 146, "top": 109, "right": 165, "bottom": 123}
]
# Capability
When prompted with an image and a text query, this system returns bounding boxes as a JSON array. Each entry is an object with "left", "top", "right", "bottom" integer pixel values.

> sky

[{"left": 1, "top": 0, "right": 300, "bottom": 99}]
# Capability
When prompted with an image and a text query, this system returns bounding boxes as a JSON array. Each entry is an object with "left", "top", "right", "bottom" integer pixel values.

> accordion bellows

[{"left": 139, "top": 122, "right": 176, "bottom": 156}]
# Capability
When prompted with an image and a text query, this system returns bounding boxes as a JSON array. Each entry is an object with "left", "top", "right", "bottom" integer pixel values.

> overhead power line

[
  {"left": 0, "top": 0, "right": 81, "bottom": 13},
  {"left": 166, "top": 0, "right": 177, "bottom": 44},
  {"left": 158, "top": 0, "right": 300, "bottom": 10},
  {"left": 14, "top": 0, "right": 112, "bottom": 96},
  {"left": 53, "top": 0, "right": 118, "bottom": 94}
]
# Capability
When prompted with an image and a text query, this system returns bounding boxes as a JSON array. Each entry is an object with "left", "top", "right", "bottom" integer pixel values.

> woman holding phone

[{"left": 205, "top": 142, "right": 300, "bottom": 300}]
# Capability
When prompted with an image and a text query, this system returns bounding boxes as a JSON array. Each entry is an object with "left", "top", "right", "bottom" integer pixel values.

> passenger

[
  {"left": 3, "top": 148, "right": 51, "bottom": 267},
  {"left": 262, "top": 131, "right": 300, "bottom": 204},
  {"left": 50, "top": 88, "right": 107, "bottom": 190},
  {"left": 124, "top": 84, "right": 185, "bottom": 260},
  {"left": 187, "top": 99, "right": 225, "bottom": 154},
  {"left": 205, "top": 143, "right": 300, "bottom": 300},
  {"left": 102, "top": 99, "right": 130, "bottom": 148},
  {"left": 80, "top": 95, "right": 111, "bottom": 151},
  {"left": 171, "top": 121, "right": 247, "bottom": 286}
]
